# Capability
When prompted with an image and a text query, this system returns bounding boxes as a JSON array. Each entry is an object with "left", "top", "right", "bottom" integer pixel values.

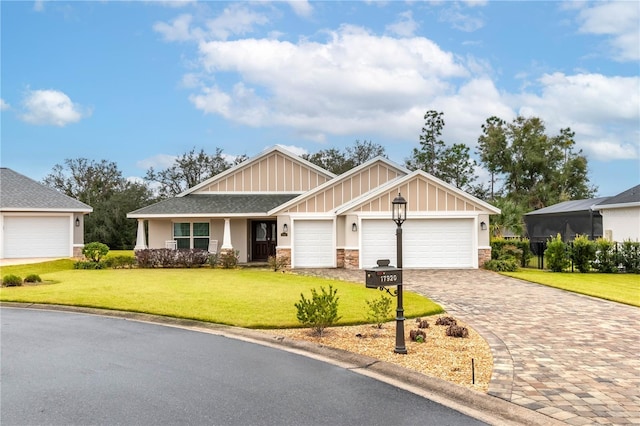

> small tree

[
  {"left": 365, "top": 294, "right": 392, "bottom": 329},
  {"left": 294, "top": 285, "right": 341, "bottom": 336},
  {"left": 571, "top": 234, "right": 596, "bottom": 273},
  {"left": 82, "top": 242, "right": 110, "bottom": 262},
  {"left": 545, "top": 234, "right": 569, "bottom": 272},
  {"left": 619, "top": 240, "right": 640, "bottom": 273}
]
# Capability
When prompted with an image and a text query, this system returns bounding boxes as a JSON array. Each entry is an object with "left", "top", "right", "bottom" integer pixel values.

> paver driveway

[{"left": 300, "top": 269, "right": 640, "bottom": 425}]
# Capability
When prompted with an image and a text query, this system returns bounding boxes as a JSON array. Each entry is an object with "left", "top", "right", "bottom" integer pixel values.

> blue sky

[{"left": 2, "top": 0, "right": 638, "bottom": 199}]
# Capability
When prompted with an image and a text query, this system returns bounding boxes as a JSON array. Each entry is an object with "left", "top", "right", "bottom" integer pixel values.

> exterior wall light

[
  {"left": 480, "top": 221, "right": 487, "bottom": 231},
  {"left": 75, "top": 217, "right": 80, "bottom": 227},
  {"left": 281, "top": 223, "right": 288, "bottom": 236},
  {"left": 352, "top": 222, "right": 357, "bottom": 232}
]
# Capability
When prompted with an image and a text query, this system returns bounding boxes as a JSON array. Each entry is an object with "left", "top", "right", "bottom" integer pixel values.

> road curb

[{"left": 1, "top": 303, "right": 563, "bottom": 426}]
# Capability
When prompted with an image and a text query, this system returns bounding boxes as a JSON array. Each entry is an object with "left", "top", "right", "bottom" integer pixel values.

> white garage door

[
  {"left": 292, "top": 220, "right": 335, "bottom": 268},
  {"left": 361, "top": 219, "right": 475, "bottom": 269},
  {"left": 3, "top": 216, "right": 71, "bottom": 258}
]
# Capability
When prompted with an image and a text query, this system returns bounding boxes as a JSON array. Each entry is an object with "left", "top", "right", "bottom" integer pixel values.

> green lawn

[
  {"left": 0, "top": 262, "right": 443, "bottom": 328},
  {"left": 502, "top": 269, "right": 640, "bottom": 307}
]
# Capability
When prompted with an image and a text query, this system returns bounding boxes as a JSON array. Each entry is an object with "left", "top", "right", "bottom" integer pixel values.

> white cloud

[
  {"left": 577, "top": 2, "right": 640, "bottom": 61},
  {"left": 20, "top": 89, "right": 90, "bottom": 127},
  {"left": 286, "top": 1, "right": 313, "bottom": 18},
  {"left": 0, "top": 99, "right": 10, "bottom": 111},
  {"left": 386, "top": 11, "right": 419, "bottom": 37},
  {"left": 275, "top": 144, "right": 308, "bottom": 156},
  {"left": 516, "top": 72, "right": 640, "bottom": 160},
  {"left": 154, "top": 5, "right": 269, "bottom": 42},
  {"left": 439, "top": 4, "right": 485, "bottom": 32},
  {"left": 136, "top": 154, "right": 178, "bottom": 170},
  {"left": 189, "top": 25, "right": 468, "bottom": 141}
]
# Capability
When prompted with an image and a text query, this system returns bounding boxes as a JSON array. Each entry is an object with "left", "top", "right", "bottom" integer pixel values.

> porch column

[
  {"left": 221, "top": 218, "right": 233, "bottom": 250},
  {"left": 134, "top": 219, "right": 147, "bottom": 250}
]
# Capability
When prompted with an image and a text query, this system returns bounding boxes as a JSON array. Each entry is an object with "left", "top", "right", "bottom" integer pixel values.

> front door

[{"left": 252, "top": 220, "right": 277, "bottom": 261}]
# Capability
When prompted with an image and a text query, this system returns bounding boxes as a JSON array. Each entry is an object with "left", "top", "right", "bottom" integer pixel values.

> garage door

[
  {"left": 292, "top": 220, "right": 335, "bottom": 268},
  {"left": 3, "top": 216, "right": 71, "bottom": 258},
  {"left": 361, "top": 219, "right": 474, "bottom": 269}
]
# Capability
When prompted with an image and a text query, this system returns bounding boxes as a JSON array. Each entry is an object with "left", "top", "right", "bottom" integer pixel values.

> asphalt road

[{"left": 1, "top": 308, "right": 486, "bottom": 426}]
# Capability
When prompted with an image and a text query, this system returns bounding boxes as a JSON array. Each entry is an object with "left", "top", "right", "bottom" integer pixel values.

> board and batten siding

[
  {"left": 282, "top": 163, "right": 404, "bottom": 213},
  {"left": 353, "top": 175, "right": 482, "bottom": 213},
  {"left": 192, "top": 152, "right": 331, "bottom": 194}
]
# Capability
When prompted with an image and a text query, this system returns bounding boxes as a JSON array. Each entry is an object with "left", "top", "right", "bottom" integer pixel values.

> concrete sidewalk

[{"left": 300, "top": 268, "right": 640, "bottom": 425}]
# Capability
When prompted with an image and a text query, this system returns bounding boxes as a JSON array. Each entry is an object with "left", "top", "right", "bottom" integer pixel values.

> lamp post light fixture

[{"left": 391, "top": 192, "right": 407, "bottom": 355}]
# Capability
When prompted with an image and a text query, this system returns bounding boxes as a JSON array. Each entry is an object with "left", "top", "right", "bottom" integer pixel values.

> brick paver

[{"left": 299, "top": 268, "right": 640, "bottom": 425}]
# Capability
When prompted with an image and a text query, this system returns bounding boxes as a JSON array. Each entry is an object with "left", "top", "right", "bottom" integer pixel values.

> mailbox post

[{"left": 364, "top": 193, "right": 408, "bottom": 355}]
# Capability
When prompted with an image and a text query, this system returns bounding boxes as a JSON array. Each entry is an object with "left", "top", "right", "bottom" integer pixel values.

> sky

[{"left": 1, "top": 0, "right": 639, "bottom": 199}]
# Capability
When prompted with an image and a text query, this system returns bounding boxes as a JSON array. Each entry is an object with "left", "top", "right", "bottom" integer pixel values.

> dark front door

[{"left": 252, "top": 221, "right": 277, "bottom": 261}]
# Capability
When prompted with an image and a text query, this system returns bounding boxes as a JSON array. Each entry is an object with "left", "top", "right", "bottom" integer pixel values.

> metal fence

[{"left": 530, "top": 241, "right": 640, "bottom": 272}]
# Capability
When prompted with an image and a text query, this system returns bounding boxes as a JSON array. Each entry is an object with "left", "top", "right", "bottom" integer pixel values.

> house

[
  {"left": 0, "top": 168, "right": 93, "bottom": 259},
  {"left": 127, "top": 146, "right": 500, "bottom": 269},
  {"left": 592, "top": 184, "right": 640, "bottom": 242},
  {"left": 523, "top": 197, "right": 609, "bottom": 244}
]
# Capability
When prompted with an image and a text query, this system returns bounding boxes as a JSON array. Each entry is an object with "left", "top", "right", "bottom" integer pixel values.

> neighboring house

[
  {"left": 524, "top": 197, "right": 609, "bottom": 244},
  {"left": 128, "top": 146, "right": 500, "bottom": 269},
  {"left": 592, "top": 184, "right": 640, "bottom": 242},
  {"left": 0, "top": 168, "right": 93, "bottom": 259}
]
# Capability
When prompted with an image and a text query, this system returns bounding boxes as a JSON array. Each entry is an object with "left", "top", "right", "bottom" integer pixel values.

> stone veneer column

[
  {"left": 478, "top": 248, "right": 492, "bottom": 268},
  {"left": 276, "top": 248, "right": 291, "bottom": 269}
]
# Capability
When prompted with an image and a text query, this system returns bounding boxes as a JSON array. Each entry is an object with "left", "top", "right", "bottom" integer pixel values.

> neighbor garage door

[
  {"left": 292, "top": 220, "right": 335, "bottom": 268},
  {"left": 361, "top": 218, "right": 474, "bottom": 269},
  {"left": 3, "top": 216, "right": 71, "bottom": 258}
]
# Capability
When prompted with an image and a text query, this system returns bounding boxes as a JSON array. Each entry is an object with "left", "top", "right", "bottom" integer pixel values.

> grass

[
  {"left": 502, "top": 269, "right": 640, "bottom": 307},
  {"left": 0, "top": 261, "right": 443, "bottom": 328}
]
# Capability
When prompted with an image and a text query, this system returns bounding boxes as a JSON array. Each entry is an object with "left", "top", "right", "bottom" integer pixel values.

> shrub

[
  {"left": 435, "top": 316, "right": 457, "bottom": 326},
  {"left": 484, "top": 258, "right": 519, "bottom": 272},
  {"left": 295, "top": 285, "right": 341, "bottom": 336},
  {"left": 82, "top": 242, "right": 110, "bottom": 262},
  {"left": 135, "top": 249, "right": 154, "bottom": 268},
  {"left": 24, "top": 274, "right": 42, "bottom": 283},
  {"left": 416, "top": 318, "right": 429, "bottom": 329},
  {"left": 268, "top": 255, "right": 289, "bottom": 272},
  {"left": 545, "top": 234, "right": 570, "bottom": 272},
  {"left": 74, "top": 261, "right": 104, "bottom": 270},
  {"left": 570, "top": 234, "right": 596, "bottom": 273},
  {"left": 208, "top": 253, "right": 220, "bottom": 268},
  {"left": 619, "top": 240, "right": 640, "bottom": 273},
  {"left": 220, "top": 250, "right": 240, "bottom": 269},
  {"left": 593, "top": 238, "right": 618, "bottom": 273},
  {"left": 446, "top": 325, "right": 469, "bottom": 338},
  {"left": 365, "top": 294, "right": 392, "bottom": 329},
  {"left": 491, "top": 238, "right": 532, "bottom": 267},
  {"left": 175, "top": 249, "right": 209, "bottom": 268},
  {"left": 409, "top": 329, "right": 427, "bottom": 342},
  {"left": 2, "top": 274, "right": 22, "bottom": 287},
  {"left": 103, "top": 255, "right": 136, "bottom": 269}
]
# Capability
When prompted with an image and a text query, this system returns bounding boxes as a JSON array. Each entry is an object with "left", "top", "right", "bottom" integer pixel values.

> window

[{"left": 173, "top": 222, "right": 210, "bottom": 249}]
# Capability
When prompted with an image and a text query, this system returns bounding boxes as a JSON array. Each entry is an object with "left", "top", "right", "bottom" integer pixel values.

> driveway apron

[{"left": 300, "top": 269, "right": 640, "bottom": 425}]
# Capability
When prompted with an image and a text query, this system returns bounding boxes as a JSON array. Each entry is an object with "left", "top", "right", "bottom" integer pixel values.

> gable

[
  {"left": 338, "top": 171, "right": 500, "bottom": 214},
  {"left": 274, "top": 159, "right": 407, "bottom": 214},
  {"left": 185, "top": 147, "right": 335, "bottom": 195}
]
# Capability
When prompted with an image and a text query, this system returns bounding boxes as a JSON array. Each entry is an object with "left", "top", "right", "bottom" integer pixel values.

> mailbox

[{"left": 365, "top": 259, "right": 402, "bottom": 288}]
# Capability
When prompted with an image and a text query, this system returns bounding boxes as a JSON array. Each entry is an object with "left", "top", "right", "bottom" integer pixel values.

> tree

[
  {"left": 438, "top": 143, "right": 478, "bottom": 192},
  {"left": 43, "top": 159, "right": 156, "bottom": 249},
  {"left": 406, "top": 110, "right": 447, "bottom": 176},
  {"left": 302, "top": 140, "right": 387, "bottom": 175},
  {"left": 145, "top": 147, "right": 236, "bottom": 198},
  {"left": 476, "top": 116, "right": 596, "bottom": 212}
]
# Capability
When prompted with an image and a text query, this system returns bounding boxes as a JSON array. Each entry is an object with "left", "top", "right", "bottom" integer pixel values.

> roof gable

[
  {"left": 336, "top": 170, "right": 500, "bottom": 215},
  {"left": 269, "top": 157, "right": 408, "bottom": 214},
  {"left": 181, "top": 146, "right": 335, "bottom": 196},
  {"left": 0, "top": 168, "right": 93, "bottom": 212}
]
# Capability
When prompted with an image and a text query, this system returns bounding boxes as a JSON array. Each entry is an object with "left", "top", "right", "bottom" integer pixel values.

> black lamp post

[{"left": 392, "top": 193, "right": 407, "bottom": 354}]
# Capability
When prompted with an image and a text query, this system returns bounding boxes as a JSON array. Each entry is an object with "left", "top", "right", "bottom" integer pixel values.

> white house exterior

[
  {"left": 0, "top": 168, "right": 93, "bottom": 259},
  {"left": 128, "top": 146, "right": 500, "bottom": 269},
  {"left": 593, "top": 185, "right": 640, "bottom": 242}
]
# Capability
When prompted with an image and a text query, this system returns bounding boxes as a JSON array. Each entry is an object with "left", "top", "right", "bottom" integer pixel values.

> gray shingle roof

[
  {"left": 525, "top": 197, "right": 610, "bottom": 216},
  {"left": 128, "top": 194, "right": 300, "bottom": 216},
  {"left": 0, "top": 168, "right": 92, "bottom": 211},
  {"left": 594, "top": 184, "right": 640, "bottom": 207}
]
